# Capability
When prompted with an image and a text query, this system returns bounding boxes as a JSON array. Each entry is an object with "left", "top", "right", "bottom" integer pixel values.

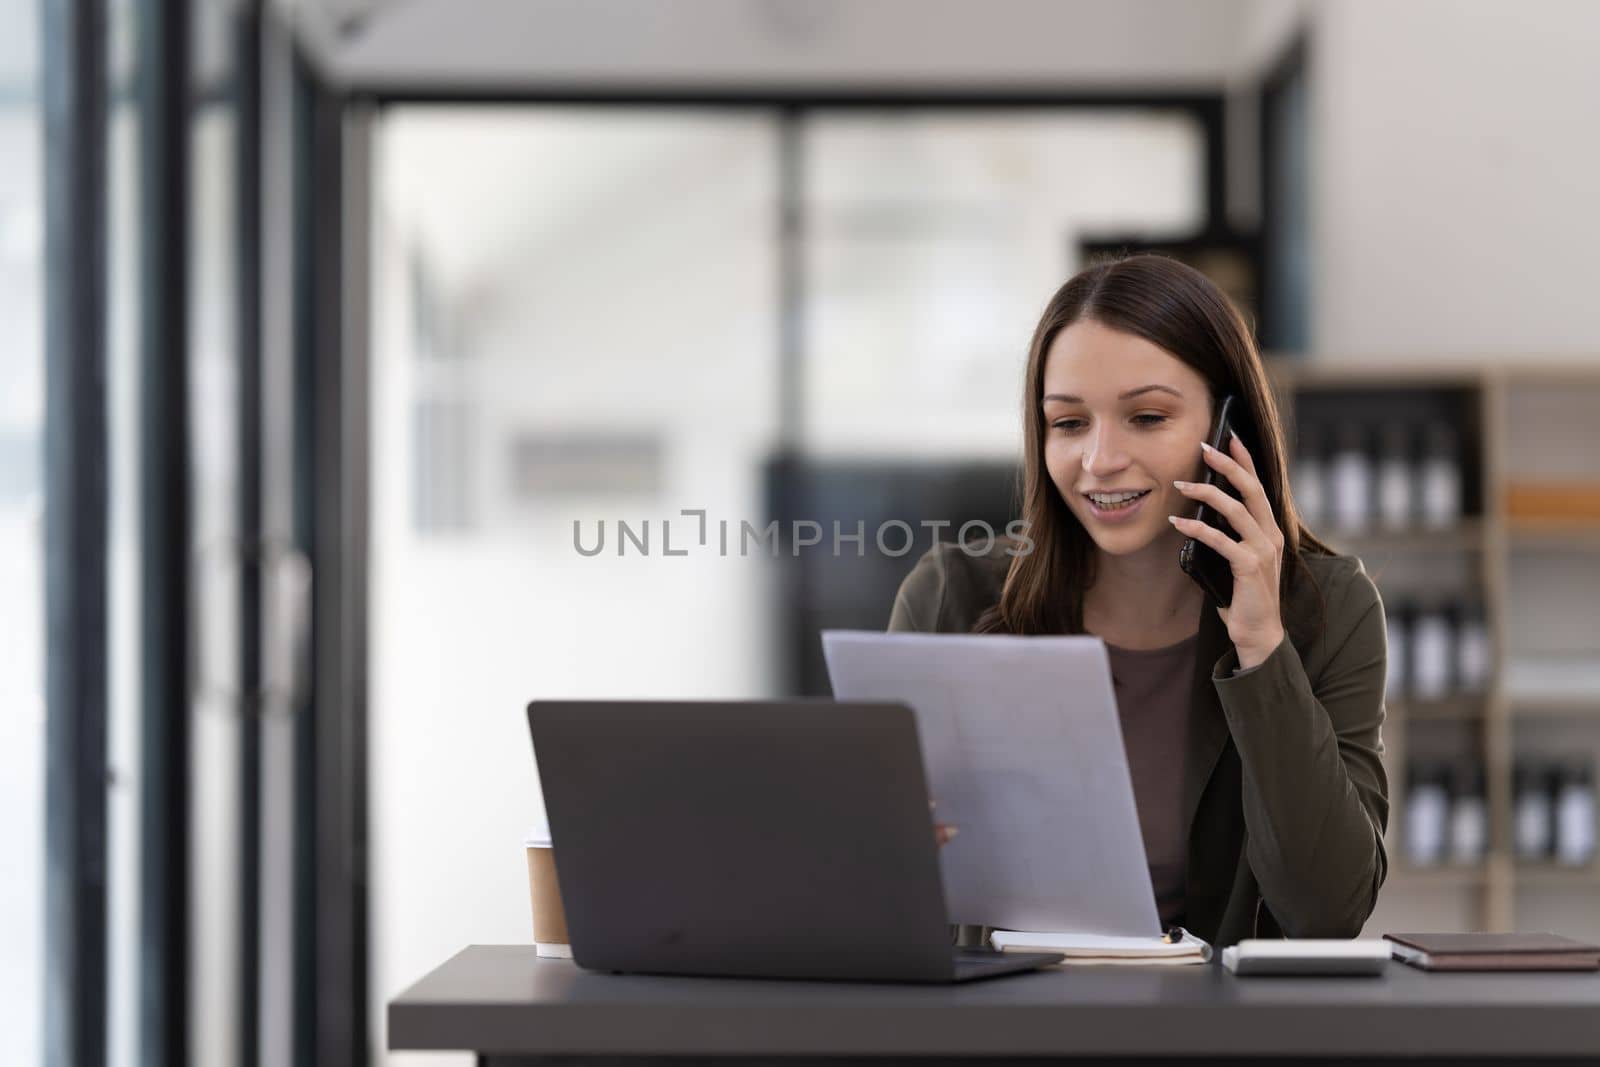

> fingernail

[
  {"left": 1168, "top": 515, "right": 1181, "bottom": 525},
  {"left": 1200, "top": 442, "right": 1214, "bottom": 453},
  {"left": 945, "top": 827, "right": 959, "bottom": 840},
  {"left": 1173, "top": 479, "right": 1189, "bottom": 488}
]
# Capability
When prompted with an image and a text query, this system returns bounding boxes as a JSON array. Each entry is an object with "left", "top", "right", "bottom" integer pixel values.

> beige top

[{"left": 1105, "top": 633, "right": 1198, "bottom": 929}]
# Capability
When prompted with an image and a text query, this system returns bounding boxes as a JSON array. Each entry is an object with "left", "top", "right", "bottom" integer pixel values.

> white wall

[
  {"left": 1310, "top": 0, "right": 1600, "bottom": 357},
  {"left": 1228, "top": 0, "right": 1600, "bottom": 359}
]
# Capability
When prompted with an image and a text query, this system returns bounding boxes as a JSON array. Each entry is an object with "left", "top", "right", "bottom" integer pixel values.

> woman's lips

[{"left": 1083, "top": 490, "right": 1151, "bottom": 524}]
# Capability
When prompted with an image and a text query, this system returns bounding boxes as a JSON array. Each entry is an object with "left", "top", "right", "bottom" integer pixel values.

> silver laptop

[{"left": 526, "top": 699, "right": 1063, "bottom": 983}]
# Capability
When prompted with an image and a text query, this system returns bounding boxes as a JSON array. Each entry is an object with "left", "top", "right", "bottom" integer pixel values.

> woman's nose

[{"left": 1082, "top": 424, "right": 1129, "bottom": 474}]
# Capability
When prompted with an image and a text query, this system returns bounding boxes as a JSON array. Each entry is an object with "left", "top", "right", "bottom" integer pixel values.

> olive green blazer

[{"left": 887, "top": 539, "right": 1390, "bottom": 949}]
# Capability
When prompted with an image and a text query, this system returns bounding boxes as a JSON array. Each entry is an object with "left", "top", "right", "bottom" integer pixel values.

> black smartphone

[{"left": 1178, "top": 394, "right": 1242, "bottom": 608}]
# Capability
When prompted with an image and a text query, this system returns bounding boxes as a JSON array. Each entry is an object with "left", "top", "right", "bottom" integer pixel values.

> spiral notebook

[{"left": 989, "top": 927, "right": 1213, "bottom": 966}]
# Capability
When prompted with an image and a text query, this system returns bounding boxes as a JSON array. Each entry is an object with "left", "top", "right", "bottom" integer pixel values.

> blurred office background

[{"left": 6, "top": 1, "right": 1600, "bottom": 1065}]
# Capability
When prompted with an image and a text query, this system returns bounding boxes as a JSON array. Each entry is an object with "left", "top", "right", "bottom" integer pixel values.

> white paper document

[{"left": 821, "top": 630, "right": 1162, "bottom": 936}]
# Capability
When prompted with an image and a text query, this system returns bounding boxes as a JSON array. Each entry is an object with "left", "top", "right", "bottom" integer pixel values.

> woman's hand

[
  {"left": 931, "top": 800, "right": 959, "bottom": 847},
  {"left": 1168, "top": 432, "right": 1286, "bottom": 671}
]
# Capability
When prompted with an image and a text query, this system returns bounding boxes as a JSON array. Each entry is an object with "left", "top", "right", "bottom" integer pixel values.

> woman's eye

[{"left": 1051, "top": 415, "right": 1167, "bottom": 432}]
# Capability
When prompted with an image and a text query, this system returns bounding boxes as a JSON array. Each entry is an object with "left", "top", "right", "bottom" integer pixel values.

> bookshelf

[{"left": 1266, "top": 360, "right": 1600, "bottom": 938}]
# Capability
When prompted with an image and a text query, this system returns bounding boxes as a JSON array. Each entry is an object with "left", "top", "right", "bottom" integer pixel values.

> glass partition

[
  {"left": 0, "top": 0, "right": 44, "bottom": 1058},
  {"left": 803, "top": 109, "right": 1204, "bottom": 456}
]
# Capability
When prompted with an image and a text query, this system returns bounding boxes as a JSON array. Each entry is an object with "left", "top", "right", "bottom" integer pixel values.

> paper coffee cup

[{"left": 524, "top": 828, "right": 571, "bottom": 958}]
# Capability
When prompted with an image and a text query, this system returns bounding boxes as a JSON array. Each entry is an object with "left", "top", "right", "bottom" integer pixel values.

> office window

[
  {"left": 803, "top": 110, "right": 1205, "bottom": 456},
  {"left": 188, "top": 96, "right": 243, "bottom": 1067},
  {"left": 106, "top": 22, "right": 143, "bottom": 1067},
  {"left": 369, "top": 108, "right": 781, "bottom": 1063},
  {"left": 0, "top": 12, "right": 43, "bottom": 1064}
]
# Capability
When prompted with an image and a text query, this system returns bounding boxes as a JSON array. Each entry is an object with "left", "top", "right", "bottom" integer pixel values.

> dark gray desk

[{"left": 390, "top": 945, "right": 1600, "bottom": 1065}]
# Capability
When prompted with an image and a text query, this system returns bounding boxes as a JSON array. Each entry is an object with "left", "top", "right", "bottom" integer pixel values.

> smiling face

[{"left": 1041, "top": 319, "right": 1215, "bottom": 560}]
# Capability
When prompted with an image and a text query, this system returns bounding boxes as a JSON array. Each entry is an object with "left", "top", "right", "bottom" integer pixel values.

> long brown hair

[{"left": 975, "top": 254, "right": 1334, "bottom": 636}]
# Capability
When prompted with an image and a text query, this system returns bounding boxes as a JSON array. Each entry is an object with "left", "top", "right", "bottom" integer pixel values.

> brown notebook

[{"left": 1385, "top": 932, "right": 1600, "bottom": 972}]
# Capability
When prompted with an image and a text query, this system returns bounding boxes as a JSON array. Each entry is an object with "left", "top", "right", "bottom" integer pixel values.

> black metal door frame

[
  {"left": 290, "top": 49, "right": 372, "bottom": 1067},
  {"left": 42, "top": 0, "right": 110, "bottom": 1063},
  {"left": 256, "top": 12, "right": 371, "bottom": 1067}
]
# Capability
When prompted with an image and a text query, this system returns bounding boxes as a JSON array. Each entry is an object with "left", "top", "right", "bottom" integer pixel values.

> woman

[{"left": 890, "top": 255, "right": 1388, "bottom": 949}]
